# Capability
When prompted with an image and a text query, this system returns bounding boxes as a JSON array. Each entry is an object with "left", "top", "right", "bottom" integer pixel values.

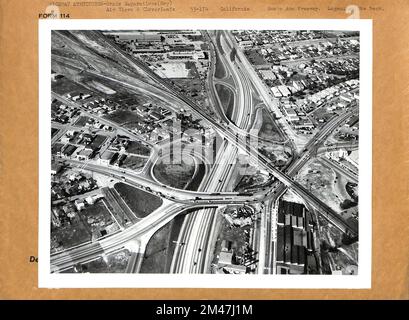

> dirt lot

[
  {"left": 259, "top": 143, "right": 292, "bottom": 169},
  {"left": 296, "top": 159, "right": 342, "bottom": 212}
]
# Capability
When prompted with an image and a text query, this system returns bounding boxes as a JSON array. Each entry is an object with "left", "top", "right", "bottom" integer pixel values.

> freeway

[
  {"left": 259, "top": 107, "right": 359, "bottom": 272},
  {"left": 286, "top": 107, "right": 358, "bottom": 177},
  {"left": 260, "top": 108, "right": 359, "bottom": 232},
  {"left": 51, "top": 30, "right": 359, "bottom": 274},
  {"left": 166, "top": 30, "right": 261, "bottom": 274},
  {"left": 222, "top": 31, "right": 299, "bottom": 149},
  {"left": 170, "top": 141, "right": 239, "bottom": 274},
  {"left": 204, "top": 31, "right": 232, "bottom": 125},
  {"left": 96, "top": 29, "right": 358, "bottom": 236},
  {"left": 53, "top": 151, "right": 242, "bottom": 272},
  {"left": 169, "top": 29, "right": 277, "bottom": 274},
  {"left": 51, "top": 202, "right": 189, "bottom": 271},
  {"left": 62, "top": 158, "right": 263, "bottom": 205}
]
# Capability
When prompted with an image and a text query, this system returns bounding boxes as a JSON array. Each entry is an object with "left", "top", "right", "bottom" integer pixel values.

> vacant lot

[
  {"left": 153, "top": 156, "right": 196, "bottom": 189},
  {"left": 139, "top": 222, "right": 172, "bottom": 273},
  {"left": 311, "top": 106, "right": 337, "bottom": 128},
  {"left": 51, "top": 217, "right": 91, "bottom": 253},
  {"left": 235, "top": 172, "right": 270, "bottom": 192},
  {"left": 105, "top": 109, "right": 142, "bottom": 125},
  {"left": 140, "top": 211, "right": 189, "bottom": 273},
  {"left": 74, "top": 116, "right": 92, "bottom": 127},
  {"left": 114, "top": 182, "right": 163, "bottom": 218},
  {"left": 215, "top": 84, "right": 235, "bottom": 121},
  {"left": 51, "top": 77, "right": 86, "bottom": 96},
  {"left": 214, "top": 50, "right": 226, "bottom": 79},
  {"left": 86, "top": 80, "right": 116, "bottom": 95},
  {"left": 256, "top": 108, "right": 284, "bottom": 142},
  {"left": 259, "top": 143, "right": 292, "bottom": 169},
  {"left": 79, "top": 200, "right": 119, "bottom": 238},
  {"left": 172, "top": 77, "right": 204, "bottom": 102},
  {"left": 126, "top": 140, "right": 151, "bottom": 156},
  {"left": 121, "top": 155, "right": 147, "bottom": 171},
  {"left": 296, "top": 159, "right": 341, "bottom": 212},
  {"left": 245, "top": 49, "right": 267, "bottom": 65},
  {"left": 62, "top": 249, "right": 131, "bottom": 273},
  {"left": 52, "top": 128, "right": 59, "bottom": 138},
  {"left": 186, "top": 163, "right": 205, "bottom": 191}
]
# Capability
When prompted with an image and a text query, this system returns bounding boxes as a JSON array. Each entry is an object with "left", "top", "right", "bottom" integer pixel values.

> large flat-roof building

[
  {"left": 105, "top": 31, "right": 162, "bottom": 43},
  {"left": 99, "top": 150, "right": 115, "bottom": 166}
]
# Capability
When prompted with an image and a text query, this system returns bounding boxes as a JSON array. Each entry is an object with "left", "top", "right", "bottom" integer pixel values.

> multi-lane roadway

[{"left": 51, "top": 30, "right": 359, "bottom": 275}]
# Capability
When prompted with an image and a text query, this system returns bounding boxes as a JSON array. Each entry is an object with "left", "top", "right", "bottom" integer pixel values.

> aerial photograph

[{"left": 49, "top": 29, "right": 360, "bottom": 276}]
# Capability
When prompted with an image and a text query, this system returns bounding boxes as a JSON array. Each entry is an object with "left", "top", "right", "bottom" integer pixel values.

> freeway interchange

[{"left": 50, "top": 29, "right": 359, "bottom": 275}]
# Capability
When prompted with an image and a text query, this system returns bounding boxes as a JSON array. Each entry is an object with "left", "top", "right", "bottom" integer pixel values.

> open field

[
  {"left": 254, "top": 107, "right": 285, "bottom": 142},
  {"left": 79, "top": 200, "right": 120, "bottom": 238},
  {"left": 153, "top": 156, "right": 196, "bottom": 190},
  {"left": 186, "top": 162, "right": 205, "bottom": 191},
  {"left": 86, "top": 80, "right": 116, "bottom": 94},
  {"left": 235, "top": 171, "right": 270, "bottom": 192},
  {"left": 172, "top": 77, "right": 203, "bottom": 100},
  {"left": 245, "top": 49, "right": 267, "bottom": 65},
  {"left": 259, "top": 143, "right": 292, "bottom": 169},
  {"left": 296, "top": 159, "right": 352, "bottom": 213},
  {"left": 51, "top": 128, "right": 59, "bottom": 137},
  {"left": 140, "top": 223, "right": 171, "bottom": 273},
  {"left": 51, "top": 216, "right": 91, "bottom": 253},
  {"left": 140, "top": 212, "right": 187, "bottom": 273},
  {"left": 102, "top": 187, "right": 139, "bottom": 226},
  {"left": 104, "top": 110, "right": 142, "bottom": 125},
  {"left": 121, "top": 155, "right": 147, "bottom": 171},
  {"left": 215, "top": 83, "right": 235, "bottom": 121},
  {"left": 126, "top": 140, "right": 151, "bottom": 156},
  {"left": 114, "top": 182, "right": 163, "bottom": 218},
  {"left": 51, "top": 76, "right": 87, "bottom": 96},
  {"left": 214, "top": 49, "right": 226, "bottom": 79},
  {"left": 52, "top": 30, "right": 155, "bottom": 85}
]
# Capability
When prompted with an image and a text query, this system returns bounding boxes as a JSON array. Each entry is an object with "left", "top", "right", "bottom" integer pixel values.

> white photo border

[{"left": 39, "top": 19, "right": 372, "bottom": 289}]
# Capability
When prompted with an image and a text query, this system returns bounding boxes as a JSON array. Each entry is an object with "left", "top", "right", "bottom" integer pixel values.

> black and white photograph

[{"left": 39, "top": 19, "right": 372, "bottom": 288}]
